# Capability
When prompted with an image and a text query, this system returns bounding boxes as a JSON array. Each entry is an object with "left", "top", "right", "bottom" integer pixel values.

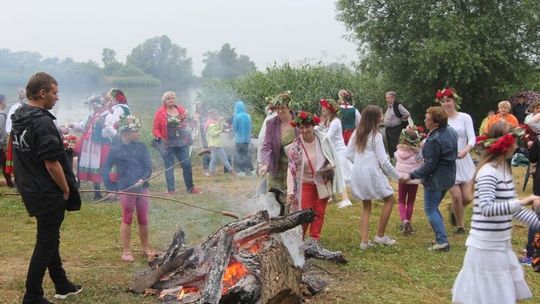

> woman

[
  {"left": 152, "top": 91, "right": 201, "bottom": 194},
  {"left": 102, "top": 116, "right": 154, "bottom": 262},
  {"left": 485, "top": 100, "right": 519, "bottom": 133},
  {"left": 286, "top": 111, "right": 343, "bottom": 241},
  {"left": 452, "top": 122, "right": 540, "bottom": 303},
  {"left": 102, "top": 88, "right": 130, "bottom": 141},
  {"left": 405, "top": 106, "right": 458, "bottom": 251},
  {"left": 318, "top": 98, "right": 352, "bottom": 208},
  {"left": 337, "top": 89, "right": 361, "bottom": 145},
  {"left": 436, "top": 87, "right": 475, "bottom": 234},
  {"left": 259, "top": 91, "right": 298, "bottom": 195},
  {"left": 76, "top": 94, "right": 110, "bottom": 200}
]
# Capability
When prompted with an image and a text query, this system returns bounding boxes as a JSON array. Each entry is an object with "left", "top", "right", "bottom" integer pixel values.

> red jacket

[{"left": 152, "top": 105, "right": 188, "bottom": 140}]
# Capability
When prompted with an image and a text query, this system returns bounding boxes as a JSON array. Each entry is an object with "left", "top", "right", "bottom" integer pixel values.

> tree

[
  {"left": 337, "top": 0, "right": 540, "bottom": 122},
  {"left": 201, "top": 43, "right": 256, "bottom": 80},
  {"left": 102, "top": 48, "right": 122, "bottom": 75},
  {"left": 127, "top": 35, "right": 193, "bottom": 87}
]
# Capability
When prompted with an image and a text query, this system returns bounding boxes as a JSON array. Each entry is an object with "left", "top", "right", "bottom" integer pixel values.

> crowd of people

[{"left": 4, "top": 72, "right": 540, "bottom": 303}]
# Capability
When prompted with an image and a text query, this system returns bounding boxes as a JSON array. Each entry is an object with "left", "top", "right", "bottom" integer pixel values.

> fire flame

[
  {"left": 222, "top": 261, "right": 248, "bottom": 293},
  {"left": 176, "top": 287, "right": 199, "bottom": 300}
]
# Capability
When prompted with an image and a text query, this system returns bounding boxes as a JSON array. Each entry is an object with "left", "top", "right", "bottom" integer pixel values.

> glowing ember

[{"left": 222, "top": 261, "right": 248, "bottom": 293}]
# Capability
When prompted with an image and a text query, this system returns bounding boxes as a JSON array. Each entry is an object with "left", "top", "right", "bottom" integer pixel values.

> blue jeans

[
  {"left": 424, "top": 189, "right": 448, "bottom": 244},
  {"left": 209, "top": 147, "right": 233, "bottom": 174},
  {"left": 162, "top": 145, "right": 194, "bottom": 192}
]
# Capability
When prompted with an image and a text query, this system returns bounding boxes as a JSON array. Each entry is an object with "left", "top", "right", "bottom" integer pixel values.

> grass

[{"left": 1, "top": 165, "right": 540, "bottom": 303}]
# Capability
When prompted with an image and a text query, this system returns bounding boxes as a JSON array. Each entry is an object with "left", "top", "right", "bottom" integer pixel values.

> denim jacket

[{"left": 410, "top": 125, "right": 457, "bottom": 191}]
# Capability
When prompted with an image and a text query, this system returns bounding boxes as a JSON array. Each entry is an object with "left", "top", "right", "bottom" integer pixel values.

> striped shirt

[{"left": 468, "top": 163, "right": 540, "bottom": 250}]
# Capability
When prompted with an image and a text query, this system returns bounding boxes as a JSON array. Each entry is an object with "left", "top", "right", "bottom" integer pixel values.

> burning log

[{"left": 131, "top": 209, "right": 315, "bottom": 303}]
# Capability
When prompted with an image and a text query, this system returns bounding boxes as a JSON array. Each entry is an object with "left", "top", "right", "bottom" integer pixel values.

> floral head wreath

[
  {"left": 320, "top": 98, "right": 340, "bottom": 114},
  {"left": 268, "top": 90, "right": 293, "bottom": 108},
  {"left": 116, "top": 115, "right": 142, "bottom": 132},
  {"left": 84, "top": 94, "right": 105, "bottom": 108},
  {"left": 476, "top": 127, "right": 524, "bottom": 155},
  {"left": 109, "top": 88, "right": 127, "bottom": 104},
  {"left": 290, "top": 111, "right": 320, "bottom": 127},
  {"left": 435, "top": 86, "right": 461, "bottom": 104}
]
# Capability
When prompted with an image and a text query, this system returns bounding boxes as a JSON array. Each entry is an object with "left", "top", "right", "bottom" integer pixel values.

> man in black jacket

[{"left": 12, "top": 72, "right": 82, "bottom": 304}]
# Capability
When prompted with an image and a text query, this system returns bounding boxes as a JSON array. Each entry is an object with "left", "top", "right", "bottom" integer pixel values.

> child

[
  {"left": 394, "top": 126, "right": 422, "bottom": 235},
  {"left": 102, "top": 116, "right": 153, "bottom": 262},
  {"left": 485, "top": 100, "right": 519, "bottom": 133},
  {"left": 205, "top": 109, "right": 234, "bottom": 176},
  {"left": 346, "top": 105, "right": 402, "bottom": 249},
  {"left": 452, "top": 121, "right": 540, "bottom": 303}
]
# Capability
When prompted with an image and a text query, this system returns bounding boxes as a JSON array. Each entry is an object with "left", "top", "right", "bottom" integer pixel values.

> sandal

[{"left": 121, "top": 252, "right": 134, "bottom": 262}]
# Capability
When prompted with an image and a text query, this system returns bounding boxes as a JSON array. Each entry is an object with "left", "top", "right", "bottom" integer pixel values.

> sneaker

[
  {"left": 373, "top": 235, "right": 397, "bottom": 246},
  {"left": 54, "top": 283, "right": 83, "bottom": 299},
  {"left": 337, "top": 200, "right": 352, "bottom": 209},
  {"left": 237, "top": 172, "right": 246, "bottom": 177},
  {"left": 360, "top": 240, "right": 376, "bottom": 250},
  {"left": 428, "top": 243, "right": 450, "bottom": 252},
  {"left": 205, "top": 172, "right": 214, "bottom": 177},
  {"left": 189, "top": 187, "right": 202, "bottom": 194},
  {"left": 455, "top": 227, "right": 466, "bottom": 235},
  {"left": 403, "top": 221, "right": 412, "bottom": 235},
  {"left": 519, "top": 256, "right": 533, "bottom": 266}
]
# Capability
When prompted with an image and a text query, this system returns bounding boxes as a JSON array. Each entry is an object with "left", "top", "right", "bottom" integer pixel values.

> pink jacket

[{"left": 394, "top": 145, "right": 421, "bottom": 184}]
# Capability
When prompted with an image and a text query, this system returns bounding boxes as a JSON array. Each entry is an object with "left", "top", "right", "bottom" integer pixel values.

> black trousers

[
  {"left": 23, "top": 207, "right": 70, "bottom": 303},
  {"left": 385, "top": 125, "right": 403, "bottom": 159}
]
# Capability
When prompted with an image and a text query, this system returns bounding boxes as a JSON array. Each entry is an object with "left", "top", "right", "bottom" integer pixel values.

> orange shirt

[{"left": 485, "top": 113, "right": 519, "bottom": 134}]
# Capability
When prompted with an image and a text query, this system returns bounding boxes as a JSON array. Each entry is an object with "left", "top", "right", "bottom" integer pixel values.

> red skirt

[
  {"left": 5, "top": 135, "right": 13, "bottom": 174},
  {"left": 343, "top": 129, "right": 354, "bottom": 146}
]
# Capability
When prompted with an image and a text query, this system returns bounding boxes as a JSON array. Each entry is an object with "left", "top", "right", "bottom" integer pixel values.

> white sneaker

[
  {"left": 237, "top": 172, "right": 246, "bottom": 177},
  {"left": 337, "top": 200, "right": 352, "bottom": 208},
  {"left": 373, "top": 235, "right": 397, "bottom": 246},
  {"left": 359, "top": 240, "right": 375, "bottom": 250}
]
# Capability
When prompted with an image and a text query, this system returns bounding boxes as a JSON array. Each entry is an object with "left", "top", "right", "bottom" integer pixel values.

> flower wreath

[
  {"left": 435, "top": 87, "right": 461, "bottom": 105},
  {"left": 84, "top": 94, "right": 105, "bottom": 108},
  {"left": 116, "top": 115, "right": 142, "bottom": 132},
  {"left": 290, "top": 111, "right": 320, "bottom": 127},
  {"left": 110, "top": 88, "right": 127, "bottom": 104},
  {"left": 320, "top": 98, "right": 340, "bottom": 114},
  {"left": 268, "top": 91, "right": 293, "bottom": 107},
  {"left": 476, "top": 127, "right": 524, "bottom": 155}
]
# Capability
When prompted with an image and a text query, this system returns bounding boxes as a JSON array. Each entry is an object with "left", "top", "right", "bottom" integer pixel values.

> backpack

[{"left": 392, "top": 101, "right": 408, "bottom": 129}]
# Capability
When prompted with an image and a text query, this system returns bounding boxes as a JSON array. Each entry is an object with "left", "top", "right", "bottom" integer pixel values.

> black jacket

[{"left": 12, "top": 104, "right": 80, "bottom": 216}]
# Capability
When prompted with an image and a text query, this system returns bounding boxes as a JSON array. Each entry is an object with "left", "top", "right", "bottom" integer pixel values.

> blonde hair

[
  {"left": 355, "top": 105, "right": 382, "bottom": 152},
  {"left": 498, "top": 100, "right": 511, "bottom": 109},
  {"left": 161, "top": 91, "right": 176, "bottom": 103}
]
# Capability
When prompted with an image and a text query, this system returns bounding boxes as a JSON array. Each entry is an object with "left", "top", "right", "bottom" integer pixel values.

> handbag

[{"left": 300, "top": 140, "right": 334, "bottom": 199}]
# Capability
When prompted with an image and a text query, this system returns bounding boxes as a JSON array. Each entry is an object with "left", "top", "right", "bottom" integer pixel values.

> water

[{"left": 0, "top": 85, "right": 197, "bottom": 125}]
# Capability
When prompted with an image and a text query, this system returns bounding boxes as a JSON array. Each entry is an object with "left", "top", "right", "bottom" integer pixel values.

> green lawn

[{"left": 1, "top": 166, "right": 539, "bottom": 303}]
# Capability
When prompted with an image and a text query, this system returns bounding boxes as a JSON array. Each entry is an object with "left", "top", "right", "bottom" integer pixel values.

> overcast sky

[{"left": 1, "top": 0, "right": 358, "bottom": 75}]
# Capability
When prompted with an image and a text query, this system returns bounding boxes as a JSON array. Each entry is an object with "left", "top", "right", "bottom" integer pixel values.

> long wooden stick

[{"left": 2, "top": 190, "right": 240, "bottom": 219}]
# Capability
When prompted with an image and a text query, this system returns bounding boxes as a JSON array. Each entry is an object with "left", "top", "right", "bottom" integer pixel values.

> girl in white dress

[
  {"left": 346, "top": 105, "right": 402, "bottom": 249},
  {"left": 452, "top": 122, "right": 540, "bottom": 304},
  {"left": 318, "top": 98, "right": 353, "bottom": 208},
  {"left": 438, "top": 87, "right": 475, "bottom": 233}
]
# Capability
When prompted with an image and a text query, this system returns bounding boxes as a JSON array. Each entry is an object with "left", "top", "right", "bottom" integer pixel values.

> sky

[{"left": 1, "top": 0, "right": 358, "bottom": 75}]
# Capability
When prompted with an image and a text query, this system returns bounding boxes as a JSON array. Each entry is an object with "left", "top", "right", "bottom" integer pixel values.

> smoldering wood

[
  {"left": 304, "top": 238, "right": 347, "bottom": 264},
  {"left": 131, "top": 209, "right": 316, "bottom": 303},
  {"left": 199, "top": 232, "right": 233, "bottom": 304}
]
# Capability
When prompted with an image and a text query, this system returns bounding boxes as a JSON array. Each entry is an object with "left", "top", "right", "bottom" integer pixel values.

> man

[
  {"left": 383, "top": 91, "right": 410, "bottom": 158},
  {"left": 12, "top": 72, "right": 82, "bottom": 304},
  {"left": 512, "top": 93, "right": 528, "bottom": 124},
  {"left": 232, "top": 100, "right": 253, "bottom": 175}
]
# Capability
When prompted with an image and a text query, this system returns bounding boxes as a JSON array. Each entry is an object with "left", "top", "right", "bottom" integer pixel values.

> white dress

[
  {"left": 318, "top": 117, "right": 352, "bottom": 184},
  {"left": 346, "top": 131, "right": 400, "bottom": 200},
  {"left": 448, "top": 112, "right": 476, "bottom": 184}
]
